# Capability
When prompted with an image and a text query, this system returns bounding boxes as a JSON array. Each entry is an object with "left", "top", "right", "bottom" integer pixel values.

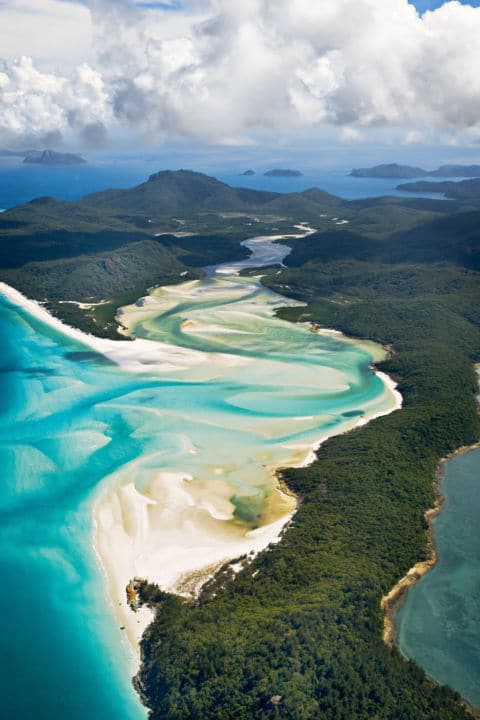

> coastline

[
  {"left": 91, "top": 317, "right": 402, "bottom": 659},
  {"left": 381, "top": 418, "right": 480, "bottom": 717},
  {"left": 381, "top": 439, "right": 480, "bottom": 640},
  {"left": 0, "top": 274, "right": 403, "bottom": 664},
  {"left": 0, "top": 281, "right": 252, "bottom": 377}
]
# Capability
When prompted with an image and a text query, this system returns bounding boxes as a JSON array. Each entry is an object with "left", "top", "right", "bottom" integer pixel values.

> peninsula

[{"left": 398, "top": 177, "right": 480, "bottom": 200}]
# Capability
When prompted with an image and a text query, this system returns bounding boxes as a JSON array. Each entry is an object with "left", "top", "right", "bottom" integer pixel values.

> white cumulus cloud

[{"left": 0, "top": 0, "right": 480, "bottom": 147}]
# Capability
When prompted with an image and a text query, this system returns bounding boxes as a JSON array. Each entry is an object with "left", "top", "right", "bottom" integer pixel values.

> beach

[{"left": 0, "top": 234, "right": 402, "bottom": 663}]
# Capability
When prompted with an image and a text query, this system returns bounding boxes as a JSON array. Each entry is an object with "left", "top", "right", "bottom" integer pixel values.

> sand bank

[
  {"left": 92, "top": 348, "right": 402, "bottom": 658},
  {"left": 93, "top": 467, "right": 297, "bottom": 653},
  {"left": 0, "top": 282, "right": 251, "bottom": 378}
]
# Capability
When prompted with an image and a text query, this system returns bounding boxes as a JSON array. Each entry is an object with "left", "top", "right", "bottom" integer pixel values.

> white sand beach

[{"left": 0, "top": 241, "right": 403, "bottom": 661}]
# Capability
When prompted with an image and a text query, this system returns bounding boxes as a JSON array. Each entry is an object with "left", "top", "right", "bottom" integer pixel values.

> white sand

[
  {"left": 92, "top": 350, "right": 402, "bottom": 661},
  {"left": 93, "top": 468, "right": 296, "bottom": 653},
  {"left": 0, "top": 235, "right": 403, "bottom": 662},
  {"left": 0, "top": 282, "right": 251, "bottom": 377}
]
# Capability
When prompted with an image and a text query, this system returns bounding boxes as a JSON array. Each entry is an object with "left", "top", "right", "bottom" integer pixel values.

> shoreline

[
  {"left": 381, "top": 434, "right": 480, "bottom": 718},
  {"left": 0, "top": 262, "right": 402, "bottom": 665},
  {"left": 381, "top": 440, "right": 480, "bottom": 638},
  {"left": 381, "top": 368, "right": 480, "bottom": 629},
  {"left": 93, "top": 314, "right": 402, "bottom": 660}
]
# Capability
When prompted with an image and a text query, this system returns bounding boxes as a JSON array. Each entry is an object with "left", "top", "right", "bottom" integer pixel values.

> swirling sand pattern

[{"left": 0, "top": 234, "right": 401, "bottom": 719}]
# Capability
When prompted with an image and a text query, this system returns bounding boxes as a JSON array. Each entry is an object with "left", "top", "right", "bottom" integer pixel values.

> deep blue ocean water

[{"left": 0, "top": 156, "right": 453, "bottom": 209}]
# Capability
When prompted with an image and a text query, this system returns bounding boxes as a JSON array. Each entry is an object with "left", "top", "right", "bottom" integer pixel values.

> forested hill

[
  {"left": 0, "top": 169, "right": 479, "bottom": 338},
  {"left": 135, "top": 178, "right": 480, "bottom": 720},
  {"left": 80, "top": 169, "right": 337, "bottom": 214}
]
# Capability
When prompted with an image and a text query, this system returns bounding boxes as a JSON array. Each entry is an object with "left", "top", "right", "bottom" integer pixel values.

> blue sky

[
  {"left": 412, "top": 0, "right": 480, "bottom": 8},
  {"left": 130, "top": 0, "right": 480, "bottom": 9}
]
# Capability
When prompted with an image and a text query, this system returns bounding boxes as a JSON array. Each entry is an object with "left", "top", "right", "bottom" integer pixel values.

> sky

[{"left": 1, "top": 0, "right": 480, "bottom": 152}]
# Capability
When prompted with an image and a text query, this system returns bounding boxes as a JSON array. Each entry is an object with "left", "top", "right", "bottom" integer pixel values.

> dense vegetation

[
  {"left": 0, "top": 170, "right": 343, "bottom": 336},
  {"left": 398, "top": 178, "right": 480, "bottom": 201},
  {"left": 0, "top": 169, "right": 447, "bottom": 337},
  {"left": 133, "top": 179, "right": 480, "bottom": 719},
  {"left": 2, "top": 170, "right": 480, "bottom": 718}
]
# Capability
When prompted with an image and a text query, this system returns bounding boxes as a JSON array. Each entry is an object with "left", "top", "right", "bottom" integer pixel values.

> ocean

[{"left": 0, "top": 156, "right": 453, "bottom": 210}]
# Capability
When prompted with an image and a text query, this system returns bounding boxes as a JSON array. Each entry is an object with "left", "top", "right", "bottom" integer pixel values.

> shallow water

[
  {"left": 396, "top": 448, "right": 480, "bottom": 708},
  {"left": 0, "top": 235, "right": 398, "bottom": 718}
]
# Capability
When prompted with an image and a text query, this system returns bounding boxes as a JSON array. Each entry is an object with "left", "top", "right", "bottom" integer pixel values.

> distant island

[
  {"left": 351, "top": 164, "right": 427, "bottom": 179},
  {"left": 23, "top": 150, "right": 87, "bottom": 166},
  {"left": 241, "top": 169, "right": 256, "bottom": 176},
  {"left": 351, "top": 162, "right": 480, "bottom": 179},
  {"left": 398, "top": 177, "right": 480, "bottom": 200},
  {"left": 264, "top": 168, "right": 303, "bottom": 177},
  {"left": 432, "top": 164, "right": 480, "bottom": 177}
]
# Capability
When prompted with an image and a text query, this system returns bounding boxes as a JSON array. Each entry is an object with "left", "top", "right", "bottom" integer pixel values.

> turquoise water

[
  {"left": 0, "top": 237, "right": 397, "bottom": 718},
  {"left": 396, "top": 448, "right": 480, "bottom": 708},
  {"left": 0, "top": 299, "right": 148, "bottom": 719}
]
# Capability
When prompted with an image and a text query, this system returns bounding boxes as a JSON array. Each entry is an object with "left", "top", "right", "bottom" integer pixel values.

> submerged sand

[{"left": 0, "top": 233, "right": 402, "bottom": 660}]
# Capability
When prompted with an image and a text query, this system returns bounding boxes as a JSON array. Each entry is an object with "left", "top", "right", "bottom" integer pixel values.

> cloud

[
  {"left": 1, "top": 0, "right": 480, "bottom": 147},
  {"left": 0, "top": 0, "right": 93, "bottom": 67},
  {"left": 0, "top": 55, "right": 111, "bottom": 147}
]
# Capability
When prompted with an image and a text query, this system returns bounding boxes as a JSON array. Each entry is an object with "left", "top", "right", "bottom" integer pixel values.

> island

[
  {"left": 1, "top": 170, "right": 479, "bottom": 720},
  {"left": 351, "top": 162, "right": 480, "bottom": 179},
  {"left": 241, "top": 169, "right": 256, "bottom": 176},
  {"left": 398, "top": 177, "right": 480, "bottom": 200},
  {"left": 264, "top": 168, "right": 303, "bottom": 177},
  {"left": 350, "top": 163, "right": 428, "bottom": 178},
  {"left": 23, "top": 149, "right": 87, "bottom": 165}
]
